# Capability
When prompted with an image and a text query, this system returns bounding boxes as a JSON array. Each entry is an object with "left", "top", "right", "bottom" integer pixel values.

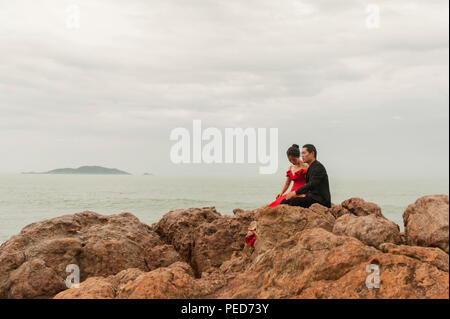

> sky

[{"left": 0, "top": 0, "right": 448, "bottom": 178}]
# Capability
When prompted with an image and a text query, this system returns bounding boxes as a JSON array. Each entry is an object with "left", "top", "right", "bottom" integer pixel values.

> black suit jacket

[{"left": 294, "top": 160, "right": 331, "bottom": 208}]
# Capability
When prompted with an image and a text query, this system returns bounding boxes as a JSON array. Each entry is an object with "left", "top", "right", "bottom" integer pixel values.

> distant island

[{"left": 22, "top": 166, "right": 131, "bottom": 175}]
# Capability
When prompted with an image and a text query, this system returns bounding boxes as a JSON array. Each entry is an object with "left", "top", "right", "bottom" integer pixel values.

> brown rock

[
  {"left": 117, "top": 262, "right": 198, "bottom": 299},
  {"left": 330, "top": 204, "right": 349, "bottom": 219},
  {"left": 0, "top": 211, "right": 181, "bottom": 298},
  {"left": 153, "top": 207, "right": 255, "bottom": 276},
  {"left": 403, "top": 195, "right": 449, "bottom": 253},
  {"left": 55, "top": 268, "right": 145, "bottom": 299},
  {"left": 333, "top": 198, "right": 384, "bottom": 218},
  {"left": 379, "top": 243, "right": 449, "bottom": 272},
  {"left": 7, "top": 258, "right": 66, "bottom": 299},
  {"left": 232, "top": 208, "right": 257, "bottom": 221},
  {"left": 215, "top": 227, "right": 448, "bottom": 299},
  {"left": 215, "top": 228, "right": 379, "bottom": 298},
  {"left": 254, "top": 204, "right": 335, "bottom": 253},
  {"left": 152, "top": 207, "right": 221, "bottom": 262},
  {"left": 55, "top": 261, "right": 230, "bottom": 299},
  {"left": 145, "top": 244, "right": 183, "bottom": 269},
  {"left": 297, "top": 252, "right": 449, "bottom": 299},
  {"left": 333, "top": 214, "right": 403, "bottom": 248},
  {"left": 191, "top": 215, "right": 250, "bottom": 275},
  {"left": 54, "top": 276, "right": 116, "bottom": 299}
]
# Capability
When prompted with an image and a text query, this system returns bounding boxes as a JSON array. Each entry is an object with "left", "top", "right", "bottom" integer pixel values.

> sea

[{"left": 0, "top": 174, "right": 448, "bottom": 244}]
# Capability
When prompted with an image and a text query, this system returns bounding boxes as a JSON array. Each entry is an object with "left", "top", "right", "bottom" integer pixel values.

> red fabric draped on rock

[{"left": 245, "top": 233, "right": 257, "bottom": 247}]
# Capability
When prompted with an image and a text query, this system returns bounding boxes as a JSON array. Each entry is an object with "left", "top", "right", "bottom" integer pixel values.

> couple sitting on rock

[{"left": 245, "top": 144, "right": 332, "bottom": 248}]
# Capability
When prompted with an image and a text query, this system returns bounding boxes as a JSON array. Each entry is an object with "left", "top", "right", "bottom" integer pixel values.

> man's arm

[{"left": 295, "top": 164, "right": 327, "bottom": 195}]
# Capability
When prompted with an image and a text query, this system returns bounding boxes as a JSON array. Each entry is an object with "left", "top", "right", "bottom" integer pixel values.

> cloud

[{"left": 0, "top": 0, "right": 448, "bottom": 177}]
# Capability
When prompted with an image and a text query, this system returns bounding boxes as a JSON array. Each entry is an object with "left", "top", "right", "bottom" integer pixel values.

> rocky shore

[{"left": 0, "top": 195, "right": 448, "bottom": 299}]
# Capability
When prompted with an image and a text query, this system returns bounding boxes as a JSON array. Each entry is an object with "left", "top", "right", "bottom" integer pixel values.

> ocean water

[{"left": 0, "top": 174, "right": 448, "bottom": 244}]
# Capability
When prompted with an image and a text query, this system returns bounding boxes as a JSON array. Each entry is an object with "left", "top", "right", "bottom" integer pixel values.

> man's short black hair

[{"left": 302, "top": 144, "right": 317, "bottom": 158}]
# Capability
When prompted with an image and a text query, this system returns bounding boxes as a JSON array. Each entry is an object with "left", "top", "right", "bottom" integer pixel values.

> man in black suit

[{"left": 281, "top": 144, "right": 331, "bottom": 208}]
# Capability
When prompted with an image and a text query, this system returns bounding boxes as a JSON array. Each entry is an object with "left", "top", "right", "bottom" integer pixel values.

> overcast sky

[{"left": 0, "top": 0, "right": 448, "bottom": 178}]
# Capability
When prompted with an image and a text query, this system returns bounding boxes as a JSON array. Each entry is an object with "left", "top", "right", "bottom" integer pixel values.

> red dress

[
  {"left": 268, "top": 168, "right": 308, "bottom": 207},
  {"left": 244, "top": 168, "right": 308, "bottom": 248}
]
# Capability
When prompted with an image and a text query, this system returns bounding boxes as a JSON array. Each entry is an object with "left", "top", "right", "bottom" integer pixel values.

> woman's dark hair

[{"left": 286, "top": 144, "right": 300, "bottom": 158}]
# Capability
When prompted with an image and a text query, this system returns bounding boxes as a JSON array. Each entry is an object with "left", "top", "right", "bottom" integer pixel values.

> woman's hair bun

[{"left": 287, "top": 144, "right": 301, "bottom": 157}]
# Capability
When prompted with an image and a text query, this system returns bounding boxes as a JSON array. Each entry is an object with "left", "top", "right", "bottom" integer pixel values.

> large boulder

[
  {"left": 117, "top": 262, "right": 197, "bottom": 299},
  {"left": 379, "top": 243, "right": 449, "bottom": 272},
  {"left": 55, "top": 261, "right": 226, "bottom": 299},
  {"left": 333, "top": 214, "right": 403, "bottom": 248},
  {"left": 152, "top": 207, "right": 221, "bottom": 263},
  {"left": 53, "top": 269, "right": 140, "bottom": 299},
  {"left": 297, "top": 251, "right": 449, "bottom": 299},
  {"left": 403, "top": 195, "right": 449, "bottom": 253},
  {"left": 0, "top": 211, "right": 181, "bottom": 298},
  {"left": 153, "top": 207, "right": 256, "bottom": 277},
  {"left": 254, "top": 204, "right": 335, "bottom": 253},
  {"left": 331, "top": 198, "right": 384, "bottom": 219},
  {"left": 191, "top": 214, "right": 251, "bottom": 275},
  {"left": 216, "top": 228, "right": 379, "bottom": 298},
  {"left": 215, "top": 227, "right": 449, "bottom": 299}
]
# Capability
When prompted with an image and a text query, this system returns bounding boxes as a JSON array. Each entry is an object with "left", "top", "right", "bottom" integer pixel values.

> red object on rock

[
  {"left": 268, "top": 169, "right": 307, "bottom": 207},
  {"left": 245, "top": 234, "right": 257, "bottom": 247}
]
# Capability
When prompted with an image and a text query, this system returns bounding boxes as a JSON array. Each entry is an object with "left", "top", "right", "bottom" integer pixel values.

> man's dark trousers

[{"left": 280, "top": 196, "right": 318, "bottom": 208}]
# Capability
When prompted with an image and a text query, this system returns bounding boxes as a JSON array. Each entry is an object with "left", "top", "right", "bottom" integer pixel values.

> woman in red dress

[
  {"left": 245, "top": 144, "right": 308, "bottom": 247},
  {"left": 269, "top": 144, "right": 309, "bottom": 207}
]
